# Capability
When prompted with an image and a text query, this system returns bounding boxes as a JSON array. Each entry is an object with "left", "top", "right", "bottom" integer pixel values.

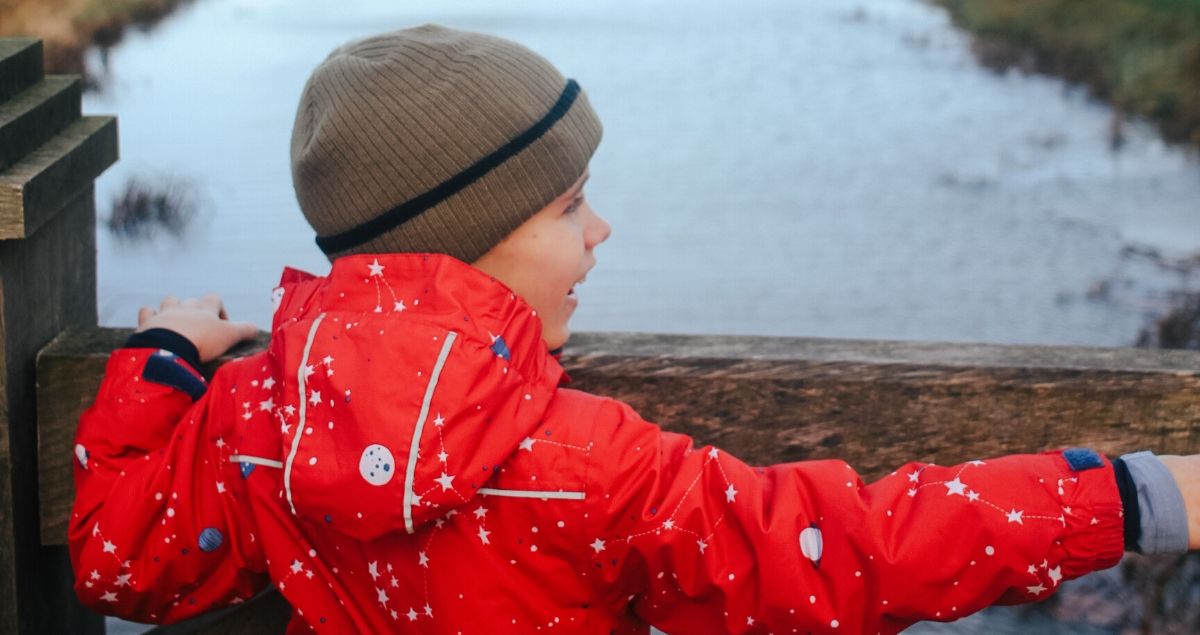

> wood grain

[
  {"left": 32, "top": 332, "right": 1188, "bottom": 633},
  {"left": 51, "top": 330, "right": 1192, "bottom": 634},
  {"left": 0, "top": 76, "right": 82, "bottom": 173},
  {"left": 0, "top": 34, "right": 105, "bottom": 635},
  {"left": 0, "top": 115, "right": 117, "bottom": 239},
  {"left": 563, "top": 332, "right": 1200, "bottom": 477},
  {"left": 0, "top": 39, "right": 41, "bottom": 104},
  {"left": 39, "top": 329, "right": 1200, "bottom": 544},
  {"left": 4, "top": 187, "right": 99, "bottom": 632}
]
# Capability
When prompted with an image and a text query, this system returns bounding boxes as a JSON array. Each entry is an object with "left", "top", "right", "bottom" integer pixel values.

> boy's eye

[{"left": 564, "top": 196, "right": 584, "bottom": 215}]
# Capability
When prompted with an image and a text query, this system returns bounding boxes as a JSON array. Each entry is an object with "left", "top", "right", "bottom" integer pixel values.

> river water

[
  {"left": 84, "top": 0, "right": 1199, "bottom": 347},
  {"left": 83, "top": 1, "right": 1196, "bottom": 632}
]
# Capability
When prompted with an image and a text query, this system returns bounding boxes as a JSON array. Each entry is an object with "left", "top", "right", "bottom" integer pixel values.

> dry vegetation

[
  {"left": 936, "top": 0, "right": 1200, "bottom": 149},
  {"left": 0, "top": 0, "right": 193, "bottom": 76}
]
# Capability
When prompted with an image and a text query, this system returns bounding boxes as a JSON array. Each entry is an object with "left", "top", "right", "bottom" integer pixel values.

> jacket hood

[{"left": 266, "top": 254, "right": 564, "bottom": 541}]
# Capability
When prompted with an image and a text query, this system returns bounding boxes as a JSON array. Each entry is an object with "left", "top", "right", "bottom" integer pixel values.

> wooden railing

[
  {"left": 38, "top": 330, "right": 1200, "bottom": 547},
  {"left": 31, "top": 329, "right": 1200, "bottom": 632},
  {"left": 0, "top": 37, "right": 116, "bottom": 634},
  {"left": 3, "top": 35, "right": 1200, "bottom": 634}
]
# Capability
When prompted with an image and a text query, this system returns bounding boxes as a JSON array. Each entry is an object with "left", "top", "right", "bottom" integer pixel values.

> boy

[{"left": 70, "top": 25, "right": 1198, "bottom": 633}]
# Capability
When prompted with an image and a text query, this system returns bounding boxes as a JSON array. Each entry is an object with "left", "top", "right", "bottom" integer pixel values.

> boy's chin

[{"left": 543, "top": 328, "right": 569, "bottom": 352}]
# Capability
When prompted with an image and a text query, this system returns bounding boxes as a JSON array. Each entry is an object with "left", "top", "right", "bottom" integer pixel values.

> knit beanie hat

[{"left": 290, "top": 25, "right": 603, "bottom": 263}]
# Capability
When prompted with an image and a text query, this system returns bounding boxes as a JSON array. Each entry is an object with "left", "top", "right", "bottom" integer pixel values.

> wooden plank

[
  {"left": 0, "top": 372, "right": 13, "bottom": 635},
  {"left": 0, "top": 76, "right": 82, "bottom": 173},
  {"left": 38, "top": 329, "right": 1200, "bottom": 546},
  {"left": 0, "top": 35, "right": 106, "bottom": 635},
  {"left": 35, "top": 330, "right": 111, "bottom": 545},
  {"left": 564, "top": 331, "right": 1200, "bottom": 372},
  {"left": 36, "top": 330, "right": 1200, "bottom": 634},
  {"left": 0, "top": 40, "right": 43, "bottom": 105},
  {"left": 1, "top": 187, "right": 99, "bottom": 633},
  {"left": 0, "top": 116, "right": 117, "bottom": 239},
  {"left": 563, "top": 333, "right": 1200, "bottom": 476}
]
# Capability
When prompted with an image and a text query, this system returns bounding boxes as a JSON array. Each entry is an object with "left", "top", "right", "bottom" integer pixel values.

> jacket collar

[{"left": 273, "top": 253, "right": 563, "bottom": 390}]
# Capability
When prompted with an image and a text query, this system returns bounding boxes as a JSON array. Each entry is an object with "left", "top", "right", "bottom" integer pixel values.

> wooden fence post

[{"left": 0, "top": 38, "right": 116, "bottom": 633}]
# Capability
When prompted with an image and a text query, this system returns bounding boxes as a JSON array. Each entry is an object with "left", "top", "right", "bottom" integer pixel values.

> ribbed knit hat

[{"left": 290, "top": 25, "right": 603, "bottom": 262}]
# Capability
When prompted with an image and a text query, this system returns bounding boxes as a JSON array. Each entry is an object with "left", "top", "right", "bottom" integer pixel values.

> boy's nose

[{"left": 587, "top": 209, "right": 612, "bottom": 249}]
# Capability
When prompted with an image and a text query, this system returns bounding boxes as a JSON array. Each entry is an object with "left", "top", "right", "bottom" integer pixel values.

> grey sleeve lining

[{"left": 1120, "top": 451, "right": 1189, "bottom": 554}]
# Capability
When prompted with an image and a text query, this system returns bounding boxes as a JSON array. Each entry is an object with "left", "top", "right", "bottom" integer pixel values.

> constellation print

[
  {"left": 904, "top": 461, "right": 1071, "bottom": 528},
  {"left": 69, "top": 254, "right": 1129, "bottom": 633},
  {"left": 366, "top": 258, "right": 408, "bottom": 313}
]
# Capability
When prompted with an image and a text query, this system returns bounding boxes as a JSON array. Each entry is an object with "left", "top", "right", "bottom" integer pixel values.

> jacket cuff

[
  {"left": 1120, "top": 451, "right": 1189, "bottom": 554},
  {"left": 124, "top": 328, "right": 202, "bottom": 373},
  {"left": 1054, "top": 449, "right": 1126, "bottom": 579}
]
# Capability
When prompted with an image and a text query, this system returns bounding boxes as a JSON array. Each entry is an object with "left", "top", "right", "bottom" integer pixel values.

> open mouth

[{"left": 568, "top": 275, "right": 587, "bottom": 297}]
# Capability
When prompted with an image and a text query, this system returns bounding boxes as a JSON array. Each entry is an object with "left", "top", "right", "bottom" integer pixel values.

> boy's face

[{"left": 473, "top": 171, "right": 610, "bottom": 350}]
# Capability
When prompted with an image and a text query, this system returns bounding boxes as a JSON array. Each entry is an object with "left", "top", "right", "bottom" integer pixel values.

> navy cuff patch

[
  {"left": 143, "top": 350, "right": 207, "bottom": 401},
  {"left": 1063, "top": 447, "right": 1104, "bottom": 472}
]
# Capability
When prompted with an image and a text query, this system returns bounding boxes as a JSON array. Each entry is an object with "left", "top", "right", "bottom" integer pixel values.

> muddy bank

[
  {"left": 934, "top": 0, "right": 1200, "bottom": 150},
  {"left": 0, "top": 0, "right": 195, "bottom": 81}
]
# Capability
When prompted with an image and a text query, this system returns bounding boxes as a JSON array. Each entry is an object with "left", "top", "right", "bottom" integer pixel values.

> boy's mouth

[{"left": 568, "top": 275, "right": 587, "bottom": 297}]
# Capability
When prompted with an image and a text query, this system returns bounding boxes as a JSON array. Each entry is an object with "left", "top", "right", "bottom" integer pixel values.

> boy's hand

[
  {"left": 137, "top": 294, "right": 259, "bottom": 363},
  {"left": 1158, "top": 454, "right": 1200, "bottom": 550}
]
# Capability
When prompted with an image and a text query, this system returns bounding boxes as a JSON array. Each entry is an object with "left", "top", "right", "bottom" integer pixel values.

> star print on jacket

[{"left": 70, "top": 254, "right": 1125, "bottom": 634}]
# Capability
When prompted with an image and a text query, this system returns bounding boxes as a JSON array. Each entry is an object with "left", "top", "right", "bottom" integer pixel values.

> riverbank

[
  {"left": 0, "top": 0, "right": 193, "bottom": 78},
  {"left": 934, "top": 0, "right": 1200, "bottom": 150},
  {"left": 933, "top": 0, "right": 1200, "bottom": 352}
]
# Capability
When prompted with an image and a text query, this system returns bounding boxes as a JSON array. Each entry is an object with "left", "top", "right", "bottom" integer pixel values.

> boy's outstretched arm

[
  {"left": 69, "top": 295, "right": 265, "bottom": 623},
  {"left": 581, "top": 398, "right": 1173, "bottom": 634}
]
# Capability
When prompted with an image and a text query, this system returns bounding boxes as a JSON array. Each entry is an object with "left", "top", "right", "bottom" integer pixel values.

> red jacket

[{"left": 71, "top": 254, "right": 1125, "bottom": 633}]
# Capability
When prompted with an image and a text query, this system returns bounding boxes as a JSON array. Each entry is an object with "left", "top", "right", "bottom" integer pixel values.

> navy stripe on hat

[{"left": 315, "top": 79, "right": 582, "bottom": 255}]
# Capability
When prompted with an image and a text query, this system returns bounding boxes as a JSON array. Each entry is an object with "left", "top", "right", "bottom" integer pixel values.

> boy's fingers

[
  {"left": 200, "top": 293, "right": 224, "bottom": 316},
  {"left": 160, "top": 295, "right": 179, "bottom": 310},
  {"left": 137, "top": 306, "right": 155, "bottom": 325}
]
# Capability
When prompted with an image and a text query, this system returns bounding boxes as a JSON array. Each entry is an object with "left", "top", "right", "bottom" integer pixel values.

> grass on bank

[{"left": 936, "top": 0, "right": 1200, "bottom": 148}]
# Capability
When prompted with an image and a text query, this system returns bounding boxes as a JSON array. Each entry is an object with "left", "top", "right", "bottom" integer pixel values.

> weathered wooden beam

[
  {"left": 0, "top": 40, "right": 42, "bottom": 104},
  {"left": 0, "top": 115, "right": 118, "bottom": 239},
  {"left": 3, "top": 187, "right": 100, "bottom": 633},
  {"left": 563, "top": 332, "right": 1200, "bottom": 474},
  {"left": 0, "top": 35, "right": 110, "bottom": 635},
  {"left": 0, "top": 76, "right": 83, "bottom": 173},
  {"left": 35, "top": 329, "right": 1199, "bottom": 634},
  {"left": 38, "top": 328, "right": 1200, "bottom": 548}
]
